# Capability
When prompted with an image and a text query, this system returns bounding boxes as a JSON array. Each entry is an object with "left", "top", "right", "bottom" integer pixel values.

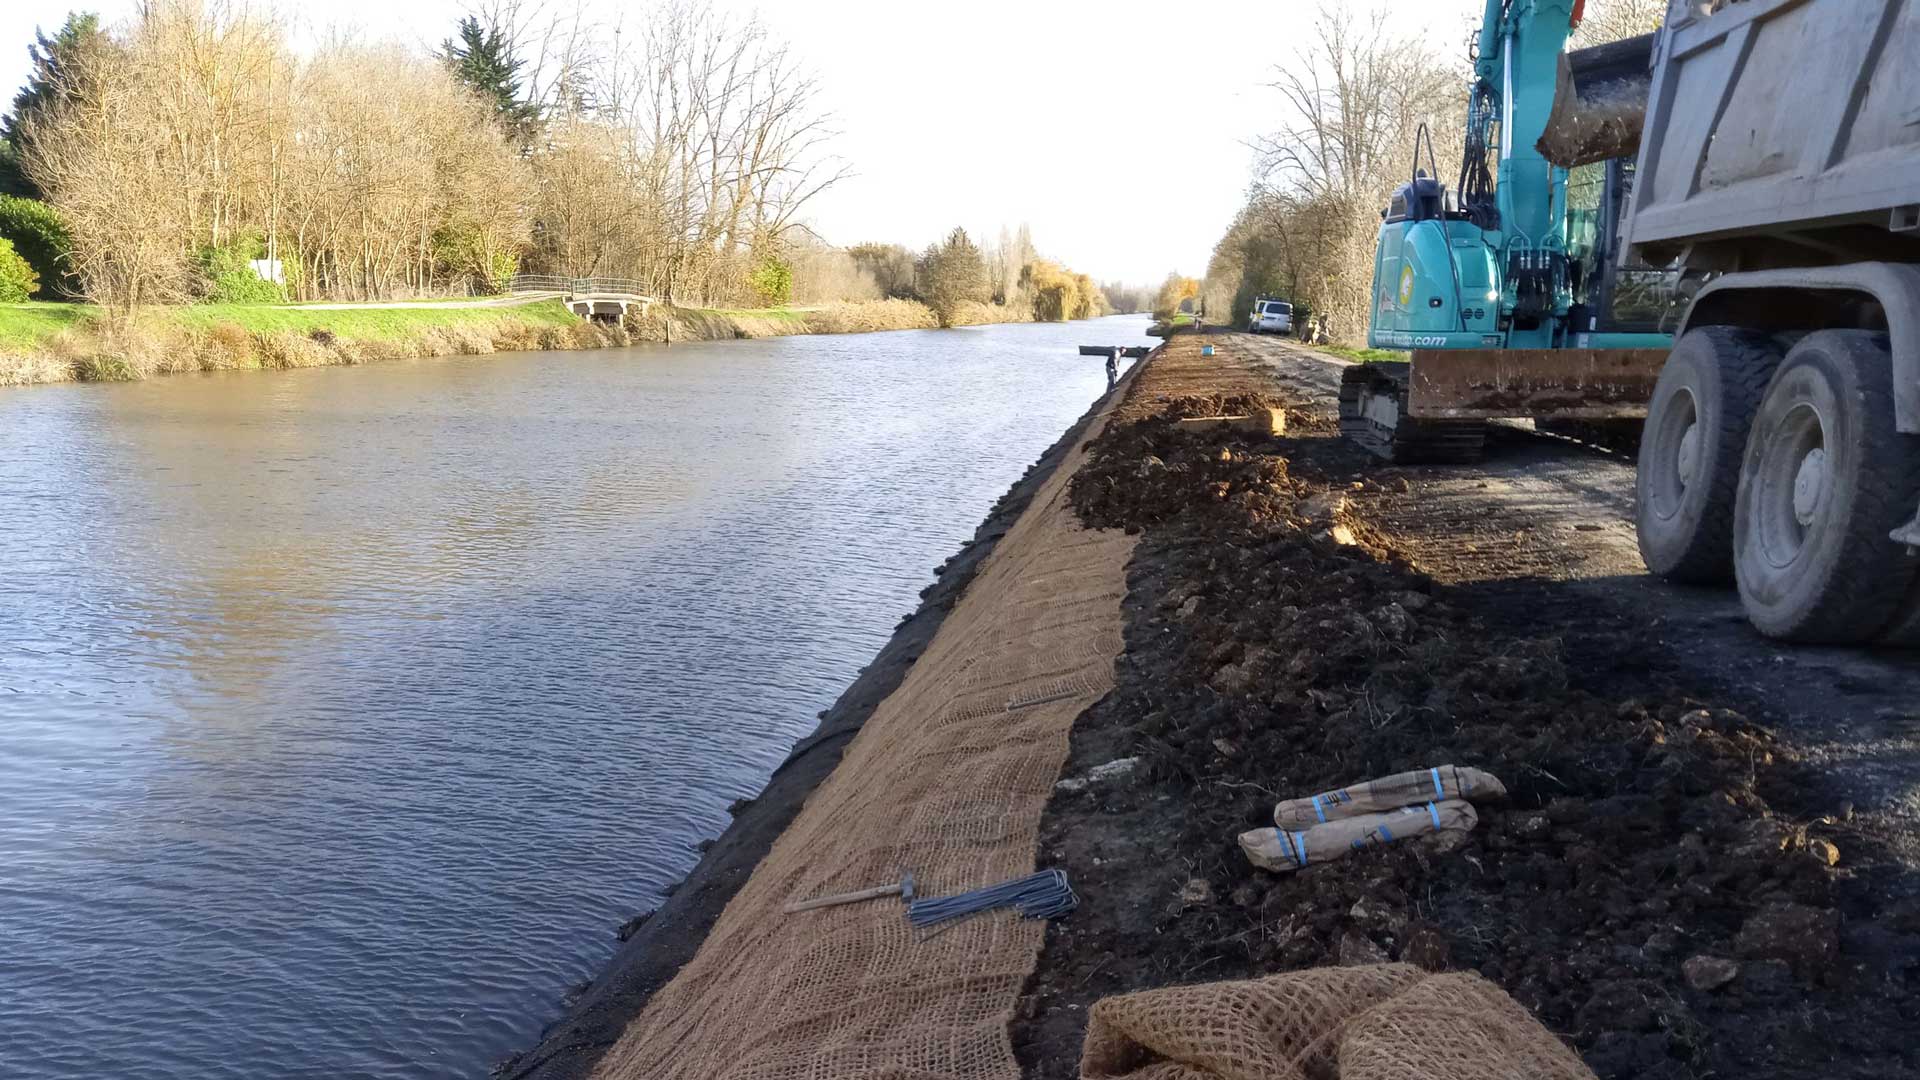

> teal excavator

[{"left": 1339, "top": 0, "right": 1671, "bottom": 461}]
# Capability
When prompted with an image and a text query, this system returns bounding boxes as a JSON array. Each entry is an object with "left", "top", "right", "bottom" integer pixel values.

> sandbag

[
  {"left": 1241, "top": 800, "right": 1478, "bottom": 873},
  {"left": 1273, "top": 765, "right": 1505, "bottom": 826},
  {"left": 1080, "top": 965, "right": 1595, "bottom": 1080}
]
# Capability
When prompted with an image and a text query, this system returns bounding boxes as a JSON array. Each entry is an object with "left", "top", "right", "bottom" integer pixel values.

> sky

[{"left": 0, "top": 0, "right": 1486, "bottom": 285}]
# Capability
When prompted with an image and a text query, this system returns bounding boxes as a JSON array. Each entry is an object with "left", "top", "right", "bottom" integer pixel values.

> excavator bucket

[
  {"left": 1406, "top": 347, "right": 1669, "bottom": 420},
  {"left": 1536, "top": 32, "right": 1656, "bottom": 168}
]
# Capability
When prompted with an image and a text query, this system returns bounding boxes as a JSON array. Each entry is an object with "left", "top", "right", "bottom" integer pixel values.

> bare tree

[
  {"left": 590, "top": 2, "right": 849, "bottom": 302},
  {"left": 1572, "top": 0, "right": 1667, "bottom": 46},
  {"left": 847, "top": 242, "right": 916, "bottom": 299},
  {"left": 28, "top": 0, "right": 851, "bottom": 311},
  {"left": 137, "top": 0, "right": 286, "bottom": 254},
  {"left": 22, "top": 29, "right": 191, "bottom": 313},
  {"left": 1219, "top": 4, "right": 1466, "bottom": 342}
]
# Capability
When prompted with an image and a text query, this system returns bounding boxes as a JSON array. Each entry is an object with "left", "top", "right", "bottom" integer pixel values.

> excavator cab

[{"left": 1564, "top": 159, "right": 1687, "bottom": 338}]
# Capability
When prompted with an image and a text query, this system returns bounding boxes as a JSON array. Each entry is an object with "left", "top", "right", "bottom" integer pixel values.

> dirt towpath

[
  {"left": 287, "top": 295, "right": 561, "bottom": 310},
  {"left": 1014, "top": 330, "right": 1920, "bottom": 1080}
]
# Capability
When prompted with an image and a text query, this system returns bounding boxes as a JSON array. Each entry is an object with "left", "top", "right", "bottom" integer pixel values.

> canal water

[{"left": 0, "top": 314, "right": 1153, "bottom": 1079}]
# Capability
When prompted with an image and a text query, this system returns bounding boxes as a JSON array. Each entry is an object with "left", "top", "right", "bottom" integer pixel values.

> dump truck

[{"left": 1624, "top": 0, "right": 1920, "bottom": 643}]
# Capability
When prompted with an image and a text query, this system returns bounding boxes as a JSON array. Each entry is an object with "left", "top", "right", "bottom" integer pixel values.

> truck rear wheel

[
  {"left": 1636, "top": 327, "right": 1781, "bottom": 582},
  {"left": 1733, "top": 330, "right": 1920, "bottom": 642}
]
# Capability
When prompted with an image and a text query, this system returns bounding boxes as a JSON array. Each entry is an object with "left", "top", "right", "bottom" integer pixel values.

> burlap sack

[
  {"left": 1081, "top": 965, "right": 1595, "bottom": 1080},
  {"left": 1080, "top": 965, "right": 1427, "bottom": 1080},
  {"left": 1241, "top": 800, "right": 1478, "bottom": 872},
  {"left": 1273, "top": 765, "right": 1505, "bottom": 826},
  {"left": 1339, "top": 972, "right": 1597, "bottom": 1080}
]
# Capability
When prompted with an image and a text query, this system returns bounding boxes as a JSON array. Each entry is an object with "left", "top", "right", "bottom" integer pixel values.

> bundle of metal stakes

[{"left": 905, "top": 869, "right": 1077, "bottom": 928}]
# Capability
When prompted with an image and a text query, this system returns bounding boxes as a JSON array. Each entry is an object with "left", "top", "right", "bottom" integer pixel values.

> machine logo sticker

[{"left": 1397, "top": 264, "right": 1415, "bottom": 309}]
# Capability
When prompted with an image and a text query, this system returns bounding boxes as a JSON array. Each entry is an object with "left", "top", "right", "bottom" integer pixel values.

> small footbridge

[{"left": 507, "top": 275, "right": 657, "bottom": 320}]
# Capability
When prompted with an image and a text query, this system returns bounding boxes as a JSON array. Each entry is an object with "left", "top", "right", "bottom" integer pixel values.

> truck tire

[
  {"left": 1733, "top": 330, "right": 1920, "bottom": 642},
  {"left": 1636, "top": 326, "right": 1781, "bottom": 582}
]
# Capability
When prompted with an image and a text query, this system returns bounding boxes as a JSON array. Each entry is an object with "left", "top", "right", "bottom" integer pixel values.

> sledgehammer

[{"left": 783, "top": 871, "right": 915, "bottom": 914}]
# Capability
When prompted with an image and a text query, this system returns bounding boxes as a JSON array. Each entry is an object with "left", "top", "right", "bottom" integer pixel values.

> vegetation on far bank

[
  {"left": 0, "top": 3, "right": 1150, "bottom": 343},
  {"left": 0, "top": 291, "right": 1090, "bottom": 387},
  {"left": 0, "top": 299, "right": 609, "bottom": 385}
]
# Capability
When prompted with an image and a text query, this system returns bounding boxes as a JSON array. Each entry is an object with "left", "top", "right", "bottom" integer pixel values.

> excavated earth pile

[{"left": 1013, "top": 334, "right": 1918, "bottom": 1080}]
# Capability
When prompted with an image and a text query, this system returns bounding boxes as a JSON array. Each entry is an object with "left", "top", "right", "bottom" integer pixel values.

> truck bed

[{"left": 1625, "top": 0, "right": 1920, "bottom": 262}]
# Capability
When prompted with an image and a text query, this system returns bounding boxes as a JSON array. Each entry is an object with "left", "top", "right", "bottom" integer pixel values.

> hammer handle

[{"left": 783, "top": 882, "right": 903, "bottom": 913}]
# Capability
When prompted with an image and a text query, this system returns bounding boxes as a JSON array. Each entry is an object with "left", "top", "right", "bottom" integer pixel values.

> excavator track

[{"left": 1338, "top": 363, "right": 1486, "bottom": 464}]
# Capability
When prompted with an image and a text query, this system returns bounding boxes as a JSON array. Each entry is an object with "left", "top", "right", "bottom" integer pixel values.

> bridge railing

[
  {"left": 573, "top": 277, "right": 655, "bottom": 298},
  {"left": 507, "top": 274, "right": 657, "bottom": 301},
  {"left": 506, "top": 273, "right": 570, "bottom": 294}
]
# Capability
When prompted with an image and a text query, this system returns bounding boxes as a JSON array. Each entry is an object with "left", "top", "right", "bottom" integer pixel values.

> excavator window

[
  {"left": 1603, "top": 161, "right": 1687, "bottom": 332},
  {"left": 1569, "top": 159, "right": 1687, "bottom": 333},
  {"left": 1566, "top": 163, "right": 1607, "bottom": 307}
]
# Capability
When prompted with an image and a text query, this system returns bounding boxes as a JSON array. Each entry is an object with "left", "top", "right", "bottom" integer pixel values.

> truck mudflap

[{"left": 1406, "top": 348, "right": 1669, "bottom": 421}]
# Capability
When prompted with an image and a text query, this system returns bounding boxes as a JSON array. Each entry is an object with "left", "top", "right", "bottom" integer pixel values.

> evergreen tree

[
  {"left": 918, "top": 227, "right": 991, "bottom": 327},
  {"left": 1, "top": 13, "right": 108, "bottom": 198},
  {"left": 440, "top": 16, "right": 538, "bottom": 146}
]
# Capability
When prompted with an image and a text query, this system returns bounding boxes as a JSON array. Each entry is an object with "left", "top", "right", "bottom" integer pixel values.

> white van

[{"left": 1248, "top": 299, "right": 1293, "bottom": 335}]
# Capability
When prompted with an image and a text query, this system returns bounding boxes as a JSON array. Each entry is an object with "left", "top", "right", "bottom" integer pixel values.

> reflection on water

[{"left": 0, "top": 315, "right": 1151, "bottom": 1078}]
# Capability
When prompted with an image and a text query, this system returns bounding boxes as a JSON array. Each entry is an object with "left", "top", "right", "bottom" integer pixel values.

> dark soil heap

[{"left": 1013, "top": 353, "right": 1918, "bottom": 1079}]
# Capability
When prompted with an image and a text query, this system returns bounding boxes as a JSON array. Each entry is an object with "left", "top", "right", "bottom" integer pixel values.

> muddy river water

[{"left": 0, "top": 314, "right": 1152, "bottom": 1078}]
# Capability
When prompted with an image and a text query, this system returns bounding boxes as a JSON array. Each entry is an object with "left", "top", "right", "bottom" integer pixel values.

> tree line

[
  {"left": 845, "top": 224, "right": 1113, "bottom": 327},
  {"left": 1199, "top": 0, "right": 1665, "bottom": 346},
  {"left": 0, "top": 0, "right": 1115, "bottom": 323}
]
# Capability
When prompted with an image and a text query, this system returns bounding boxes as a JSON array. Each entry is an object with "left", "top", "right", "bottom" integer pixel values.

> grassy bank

[
  {"left": 641, "top": 297, "right": 1032, "bottom": 342},
  {"left": 1145, "top": 313, "right": 1197, "bottom": 336},
  {"left": 0, "top": 295, "right": 1063, "bottom": 388},
  {"left": 0, "top": 299, "right": 607, "bottom": 386}
]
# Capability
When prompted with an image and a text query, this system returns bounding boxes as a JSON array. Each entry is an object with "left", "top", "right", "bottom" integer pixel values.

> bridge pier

[{"left": 567, "top": 297, "right": 631, "bottom": 322}]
